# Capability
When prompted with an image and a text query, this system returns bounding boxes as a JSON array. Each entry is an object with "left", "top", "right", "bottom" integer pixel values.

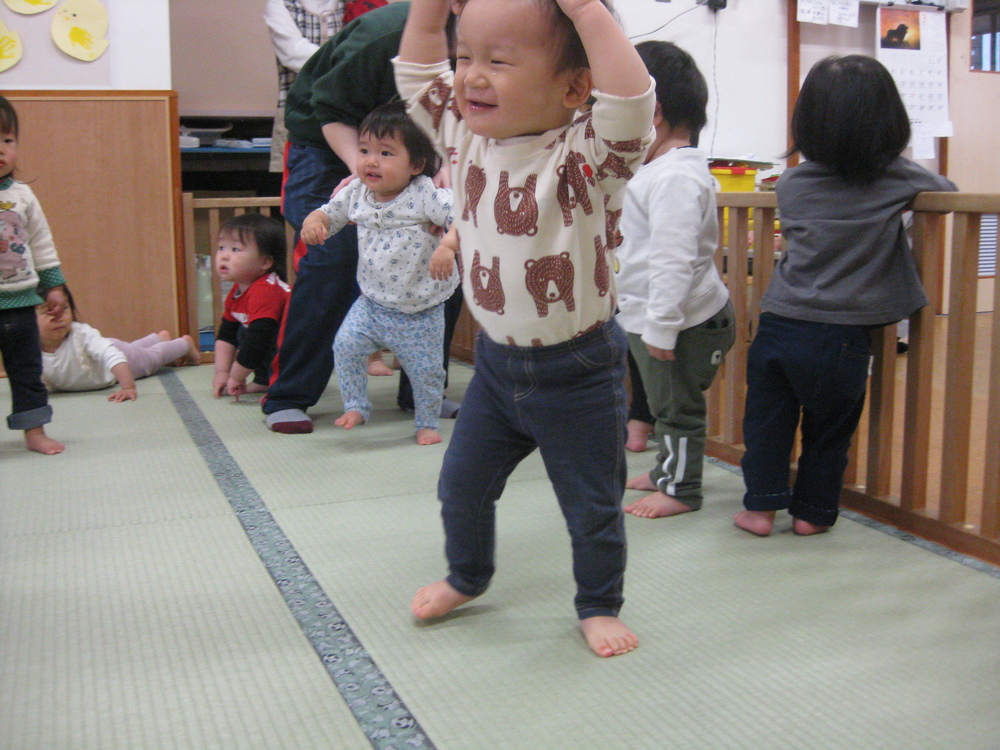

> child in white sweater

[{"left": 38, "top": 285, "right": 200, "bottom": 402}]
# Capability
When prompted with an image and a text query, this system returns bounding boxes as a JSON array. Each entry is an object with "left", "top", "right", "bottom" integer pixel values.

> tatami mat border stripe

[
  {"left": 705, "top": 455, "right": 1000, "bottom": 579},
  {"left": 160, "top": 371, "right": 437, "bottom": 750}
]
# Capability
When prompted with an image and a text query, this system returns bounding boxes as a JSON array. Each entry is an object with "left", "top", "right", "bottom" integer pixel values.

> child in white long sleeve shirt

[
  {"left": 38, "top": 286, "right": 200, "bottom": 402},
  {"left": 616, "top": 41, "right": 734, "bottom": 519}
]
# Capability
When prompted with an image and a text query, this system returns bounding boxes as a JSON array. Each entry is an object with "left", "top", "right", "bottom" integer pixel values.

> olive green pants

[{"left": 627, "top": 301, "right": 735, "bottom": 509}]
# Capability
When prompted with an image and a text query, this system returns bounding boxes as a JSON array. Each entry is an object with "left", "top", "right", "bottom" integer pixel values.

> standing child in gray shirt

[{"left": 735, "top": 55, "right": 957, "bottom": 537}]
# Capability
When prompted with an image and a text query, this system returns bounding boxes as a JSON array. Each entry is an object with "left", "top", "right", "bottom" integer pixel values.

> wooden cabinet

[{"left": 6, "top": 91, "right": 185, "bottom": 342}]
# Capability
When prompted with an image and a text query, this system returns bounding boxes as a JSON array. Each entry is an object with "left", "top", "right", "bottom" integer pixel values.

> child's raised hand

[
  {"left": 109, "top": 386, "right": 138, "bottom": 402},
  {"left": 300, "top": 211, "right": 330, "bottom": 246},
  {"left": 429, "top": 243, "right": 456, "bottom": 280}
]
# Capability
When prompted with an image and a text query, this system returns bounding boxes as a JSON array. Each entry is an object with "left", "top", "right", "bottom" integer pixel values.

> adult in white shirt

[{"left": 263, "top": 0, "right": 342, "bottom": 171}]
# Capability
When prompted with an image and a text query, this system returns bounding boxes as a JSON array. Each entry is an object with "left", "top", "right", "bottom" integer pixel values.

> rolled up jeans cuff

[{"left": 8, "top": 404, "right": 53, "bottom": 431}]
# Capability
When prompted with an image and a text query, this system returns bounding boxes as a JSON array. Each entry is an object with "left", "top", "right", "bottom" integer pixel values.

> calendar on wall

[{"left": 876, "top": 7, "right": 952, "bottom": 158}]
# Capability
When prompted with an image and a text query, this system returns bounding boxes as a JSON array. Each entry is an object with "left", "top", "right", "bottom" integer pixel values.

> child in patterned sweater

[
  {"left": 395, "top": 0, "right": 655, "bottom": 656},
  {"left": 0, "top": 94, "right": 68, "bottom": 454}
]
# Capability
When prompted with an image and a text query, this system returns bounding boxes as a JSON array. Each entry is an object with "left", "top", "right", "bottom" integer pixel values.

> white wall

[
  {"left": 616, "top": 0, "right": 790, "bottom": 173},
  {"left": 0, "top": 0, "right": 170, "bottom": 90},
  {"left": 169, "top": 0, "right": 277, "bottom": 117},
  {"left": 108, "top": 0, "right": 170, "bottom": 89}
]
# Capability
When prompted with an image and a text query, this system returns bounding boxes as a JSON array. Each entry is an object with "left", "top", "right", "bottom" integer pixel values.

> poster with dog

[{"left": 877, "top": 7, "right": 950, "bottom": 158}]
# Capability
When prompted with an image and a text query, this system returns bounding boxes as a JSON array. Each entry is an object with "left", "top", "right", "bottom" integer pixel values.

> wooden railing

[
  {"left": 179, "top": 191, "right": 1000, "bottom": 564},
  {"left": 180, "top": 194, "right": 295, "bottom": 354},
  {"left": 709, "top": 191, "right": 1000, "bottom": 565}
]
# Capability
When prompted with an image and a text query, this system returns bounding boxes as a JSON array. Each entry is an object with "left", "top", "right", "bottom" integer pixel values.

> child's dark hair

[
  {"left": 0, "top": 95, "right": 19, "bottom": 137},
  {"left": 218, "top": 213, "right": 288, "bottom": 281},
  {"left": 359, "top": 101, "right": 440, "bottom": 179},
  {"left": 541, "top": 0, "right": 616, "bottom": 72},
  {"left": 789, "top": 55, "right": 911, "bottom": 184},
  {"left": 636, "top": 40, "right": 708, "bottom": 147}
]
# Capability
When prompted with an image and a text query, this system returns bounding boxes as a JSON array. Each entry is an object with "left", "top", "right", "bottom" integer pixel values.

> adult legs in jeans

[
  {"left": 264, "top": 142, "right": 359, "bottom": 432},
  {"left": 263, "top": 224, "right": 359, "bottom": 425},
  {"left": 737, "top": 313, "right": 870, "bottom": 536}
]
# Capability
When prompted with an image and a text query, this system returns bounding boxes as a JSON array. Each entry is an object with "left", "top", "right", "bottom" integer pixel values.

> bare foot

[
  {"left": 580, "top": 616, "right": 638, "bottom": 658},
  {"left": 625, "top": 419, "right": 652, "bottom": 452},
  {"left": 157, "top": 329, "right": 172, "bottom": 341},
  {"left": 411, "top": 579, "right": 475, "bottom": 619},
  {"left": 416, "top": 427, "right": 442, "bottom": 445},
  {"left": 793, "top": 518, "right": 831, "bottom": 536},
  {"left": 334, "top": 410, "right": 365, "bottom": 429},
  {"left": 734, "top": 510, "right": 776, "bottom": 536},
  {"left": 625, "top": 471, "right": 656, "bottom": 491},
  {"left": 243, "top": 382, "right": 268, "bottom": 394},
  {"left": 624, "top": 491, "right": 693, "bottom": 518},
  {"left": 182, "top": 334, "right": 201, "bottom": 365},
  {"left": 367, "top": 352, "right": 393, "bottom": 377},
  {"left": 25, "top": 426, "right": 64, "bottom": 455}
]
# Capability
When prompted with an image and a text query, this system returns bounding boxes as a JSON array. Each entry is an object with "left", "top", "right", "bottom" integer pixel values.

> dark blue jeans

[
  {"left": 264, "top": 142, "right": 359, "bottom": 416},
  {"left": 741, "top": 312, "right": 872, "bottom": 527},
  {"left": 0, "top": 306, "right": 52, "bottom": 430},
  {"left": 438, "top": 320, "right": 629, "bottom": 619}
]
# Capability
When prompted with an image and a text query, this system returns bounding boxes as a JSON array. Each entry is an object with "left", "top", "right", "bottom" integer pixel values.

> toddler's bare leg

[
  {"left": 625, "top": 419, "right": 652, "bottom": 452},
  {"left": 580, "top": 616, "right": 638, "bottom": 658},
  {"left": 25, "top": 426, "right": 64, "bottom": 455},
  {"left": 334, "top": 410, "right": 365, "bottom": 429},
  {"left": 411, "top": 579, "right": 476, "bottom": 619},
  {"left": 416, "top": 427, "right": 442, "bottom": 445},
  {"left": 734, "top": 509, "right": 776, "bottom": 536}
]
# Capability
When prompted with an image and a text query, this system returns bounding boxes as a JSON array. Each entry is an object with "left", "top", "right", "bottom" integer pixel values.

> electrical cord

[
  {"left": 626, "top": 1, "right": 722, "bottom": 154},
  {"left": 627, "top": 1, "right": 703, "bottom": 39}
]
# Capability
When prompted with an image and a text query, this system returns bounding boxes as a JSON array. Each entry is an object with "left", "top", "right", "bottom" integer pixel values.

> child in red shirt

[{"left": 213, "top": 214, "right": 291, "bottom": 400}]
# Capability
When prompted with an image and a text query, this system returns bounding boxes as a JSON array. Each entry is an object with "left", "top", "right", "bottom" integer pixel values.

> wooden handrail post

[{"left": 938, "top": 213, "right": 981, "bottom": 525}]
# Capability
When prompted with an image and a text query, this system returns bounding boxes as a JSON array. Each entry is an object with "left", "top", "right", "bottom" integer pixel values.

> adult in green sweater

[{"left": 265, "top": 1, "right": 462, "bottom": 433}]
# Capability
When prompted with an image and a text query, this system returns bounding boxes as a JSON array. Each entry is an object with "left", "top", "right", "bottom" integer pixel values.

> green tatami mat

[
  {"left": 3, "top": 364, "right": 1000, "bottom": 749},
  {"left": 0, "top": 375, "right": 376, "bottom": 750}
]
